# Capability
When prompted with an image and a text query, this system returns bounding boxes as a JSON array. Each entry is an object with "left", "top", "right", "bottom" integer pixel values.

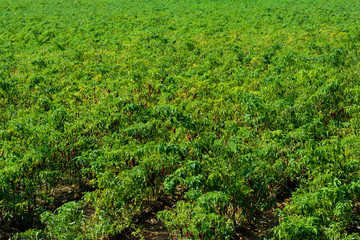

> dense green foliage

[{"left": 1, "top": 0, "right": 360, "bottom": 239}]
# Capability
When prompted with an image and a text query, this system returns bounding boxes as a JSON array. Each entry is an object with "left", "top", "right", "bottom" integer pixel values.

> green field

[{"left": 1, "top": 0, "right": 360, "bottom": 239}]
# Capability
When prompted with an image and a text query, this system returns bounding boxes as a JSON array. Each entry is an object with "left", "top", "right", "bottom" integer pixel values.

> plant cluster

[{"left": 1, "top": 0, "right": 360, "bottom": 239}]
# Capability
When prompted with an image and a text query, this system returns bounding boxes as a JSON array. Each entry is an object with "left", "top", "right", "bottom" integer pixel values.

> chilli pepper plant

[{"left": 1, "top": 0, "right": 360, "bottom": 239}]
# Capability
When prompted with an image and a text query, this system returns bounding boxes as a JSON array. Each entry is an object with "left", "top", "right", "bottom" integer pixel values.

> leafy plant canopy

[{"left": 1, "top": 0, "right": 360, "bottom": 239}]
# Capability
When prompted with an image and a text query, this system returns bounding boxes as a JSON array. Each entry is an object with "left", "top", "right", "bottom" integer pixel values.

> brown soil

[
  {"left": 348, "top": 202, "right": 360, "bottom": 235},
  {"left": 139, "top": 214, "right": 169, "bottom": 240},
  {"left": 233, "top": 200, "right": 289, "bottom": 240},
  {"left": 136, "top": 196, "right": 176, "bottom": 240}
]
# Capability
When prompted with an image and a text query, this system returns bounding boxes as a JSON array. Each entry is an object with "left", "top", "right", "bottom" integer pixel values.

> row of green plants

[{"left": 1, "top": 0, "right": 360, "bottom": 239}]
